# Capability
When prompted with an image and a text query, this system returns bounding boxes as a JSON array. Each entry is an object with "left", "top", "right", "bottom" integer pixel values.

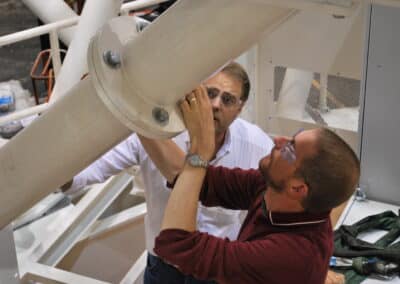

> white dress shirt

[{"left": 69, "top": 118, "right": 273, "bottom": 254}]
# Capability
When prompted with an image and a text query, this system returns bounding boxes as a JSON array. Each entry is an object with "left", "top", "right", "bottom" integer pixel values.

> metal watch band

[{"left": 186, "top": 153, "right": 209, "bottom": 168}]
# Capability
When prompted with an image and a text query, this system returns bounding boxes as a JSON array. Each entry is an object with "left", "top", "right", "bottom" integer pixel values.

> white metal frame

[
  {"left": 0, "top": 0, "right": 172, "bottom": 126},
  {"left": 14, "top": 174, "right": 147, "bottom": 283},
  {"left": 3, "top": 0, "right": 400, "bottom": 283},
  {"left": 0, "top": 1, "right": 164, "bottom": 283},
  {"left": 249, "top": 1, "right": 366, "bottom": 150}
]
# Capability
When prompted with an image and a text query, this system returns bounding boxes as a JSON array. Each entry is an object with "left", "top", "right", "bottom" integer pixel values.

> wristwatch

[{"left": 186, "top": 154, "right": 209, "bottom": 168}]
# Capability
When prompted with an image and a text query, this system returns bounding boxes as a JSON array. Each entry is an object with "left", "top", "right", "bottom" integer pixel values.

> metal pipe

[
  {"left": 50, "top": 0, "right": 123, "bottom": 102},
  {"left": 0, "top": 17, "right": 78, "bottom": 47},
  {"left": 120, "top": 0, "right": 171, "bottom": 14},
  {"left": 0, "top": 104, "right": 49, "bottom": 126},
  {"left": 22, "top": 0, "right": 77, "bottom": 46},
  {"left": 94, "top": 0, "right": 294, "bottom": 138},
  {"left": 49, "top": 30, "right": 62, "bottom": 79},
  {"left": 0, "top": 78, "right": 131, "bottom": 229},
  {"left": 123, "top": 0, "right": 289, "bottom": 106},
  {"left": 9, "top": 0, "right": 169, "bottom": 48},
  {"left": 0, "top": 0, "right": 294, "bottom": 229}
]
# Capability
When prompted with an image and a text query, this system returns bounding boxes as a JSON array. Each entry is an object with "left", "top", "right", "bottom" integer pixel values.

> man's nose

[
  {"left": 210, "top": 96, "right": 223, "bottom": 109},
  {"left": 273, "top": 136, "right": 287, "bottom": 149}
]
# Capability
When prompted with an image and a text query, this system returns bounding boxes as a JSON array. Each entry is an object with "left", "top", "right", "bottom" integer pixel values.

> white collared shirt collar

[{"left": 184, "top": 127, "right": 232, "bottom": 165}]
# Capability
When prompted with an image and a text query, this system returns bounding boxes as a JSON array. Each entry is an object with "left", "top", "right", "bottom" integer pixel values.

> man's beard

[
  {"left": 259, "top": 151, "right": 285, "bottom": 193},
  {"left": 264, "top": 169, "right": 285, "bottom": 193}
]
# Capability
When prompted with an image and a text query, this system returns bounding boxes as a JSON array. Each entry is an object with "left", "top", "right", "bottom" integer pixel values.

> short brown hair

[
  {"left": 297, "top": 128, "right": 360, "bottom": 213},
  {"left": 221, "top": 62, "right": 250, "bottom": 102}
]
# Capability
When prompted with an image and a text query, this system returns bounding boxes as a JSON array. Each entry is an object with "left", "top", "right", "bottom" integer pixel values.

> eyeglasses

[
  {"left": 280, "top": 129, "right": 303, "bottom": 164},
  {"left": 206, "top": 87, "right": 241, "bottom": 107}
]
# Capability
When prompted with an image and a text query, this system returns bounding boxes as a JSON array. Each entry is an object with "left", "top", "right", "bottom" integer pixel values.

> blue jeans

[{"left": 144, "top": 253, "right": 217, "bottom": 284}]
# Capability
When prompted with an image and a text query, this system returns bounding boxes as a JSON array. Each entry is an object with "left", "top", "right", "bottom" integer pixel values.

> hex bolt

[
  {"left": 152, "top": 107, "right": 169, "bottom": 125},
  {"left": 103, "top": 50, "right": 121, "bottom": 69}
]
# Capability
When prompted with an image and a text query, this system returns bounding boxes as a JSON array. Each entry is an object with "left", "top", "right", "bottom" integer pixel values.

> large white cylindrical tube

[
  {"left": 22, "top": 0, "right": 77, "bottom": 46},
  {"left": 90, "top": 0, "right": 293, "bottom": 138},
  {"left": 123, "top": 0, "right": 289, "bottom": 106},
  {"left": 0, "top": 77, "right": 131, "bottom": 229},
  {"left": 50, "top": 0, "right": 123, "bottom": 102},
  {"left": 0, "top": 0, "right": 294, "bottom": 229}
]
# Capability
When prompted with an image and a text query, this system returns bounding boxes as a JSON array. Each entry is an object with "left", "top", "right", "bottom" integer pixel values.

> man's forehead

[
  {"left": 205, "top": 72, "right": 242, "bottom": 96},
  {"left": 294, "top": 129, "right": 318, "bottom": 157}
]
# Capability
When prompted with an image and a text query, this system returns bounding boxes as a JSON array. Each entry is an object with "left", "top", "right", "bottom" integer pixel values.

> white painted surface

[
  {"left": 50, "top": 0, "right": 123, "bottom": 102},
  {"left": 22, "top": 0, "right": 77, "bottom": 45},
  {"left": 0, "top": 77, "right": 131, "bottom": 229}
]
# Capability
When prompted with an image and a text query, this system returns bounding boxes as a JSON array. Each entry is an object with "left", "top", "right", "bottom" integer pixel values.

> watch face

[
  {"left": 188, "top": 154, "right": 200, "bottom": 165},
  {"left": 187, "top": 154, "right": 207, "bottom": 168}
]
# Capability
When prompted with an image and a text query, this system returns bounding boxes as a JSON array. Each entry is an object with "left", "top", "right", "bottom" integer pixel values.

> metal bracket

[{"left": 0, "top": 225, "right": 20, "bottom": 283}]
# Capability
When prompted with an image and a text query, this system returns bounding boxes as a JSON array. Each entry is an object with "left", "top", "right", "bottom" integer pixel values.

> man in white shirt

[{"left": 64, "top": 62, "right": 274, "bottom": 284}]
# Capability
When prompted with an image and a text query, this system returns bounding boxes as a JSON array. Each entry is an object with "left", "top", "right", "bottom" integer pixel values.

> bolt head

[
  {"left": 152, "top": 107, "right": 169, "bottom": 125},
  {"left": 103, "top": 50, "right": 121, "bottom": 69}
]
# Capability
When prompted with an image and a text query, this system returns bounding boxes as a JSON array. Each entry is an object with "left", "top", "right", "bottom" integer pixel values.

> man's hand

[
  {"left": 325, "top": 270, "right": 345, "bottom": 284},
  {"left": 180, "top": 85, "right": 215, "bottom": 161}
]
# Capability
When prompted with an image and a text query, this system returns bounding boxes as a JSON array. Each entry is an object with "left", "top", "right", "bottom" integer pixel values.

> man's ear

[
  {"left": 287, "top": 178, "right": 308, "bottom": 200},
  {"left": 237, "top": 100, "right": 245, "bottom": 113}
]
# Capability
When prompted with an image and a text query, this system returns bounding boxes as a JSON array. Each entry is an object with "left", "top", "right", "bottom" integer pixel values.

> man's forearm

[
  {"left": 161, "top": 164, "right": 206, "bottom": 231},
  {"left": 138, "top": 134, "right": 185, "bottom": 183}
]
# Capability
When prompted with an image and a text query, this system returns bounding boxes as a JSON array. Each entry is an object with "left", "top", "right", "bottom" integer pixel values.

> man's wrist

[{"left": 186, "top": 153, "right": 209, "bottom": 168}]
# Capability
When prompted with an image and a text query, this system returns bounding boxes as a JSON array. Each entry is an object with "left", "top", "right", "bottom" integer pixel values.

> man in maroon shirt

[{"left": 147, "top": 86, "right": 358, "bottom": 284}]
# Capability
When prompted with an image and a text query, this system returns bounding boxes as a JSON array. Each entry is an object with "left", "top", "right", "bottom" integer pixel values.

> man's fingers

[
  {"left": 325, "top": 270, "right": 345, "bottom": 284},
  {"left": 179, "top": 98, "right": 191, "bottom": 115},
  {"left": 180, "top": 86, "right": 211, "bottom": 116},
  {"left": 189, "top": 85, "right": 211, "bottom": 113},
  {"left": 198, "top": 85, "right": 210, "bottom": 106}
]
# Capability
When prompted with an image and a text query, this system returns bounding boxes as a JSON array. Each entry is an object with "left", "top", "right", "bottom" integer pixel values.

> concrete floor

[{"left": 0, "top": 0, "right": 42, "bottom": 95}]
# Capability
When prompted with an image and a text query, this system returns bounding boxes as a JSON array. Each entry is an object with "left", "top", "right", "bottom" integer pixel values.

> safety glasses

[
  {"left": 206, "top": 87, "right": 241, "bottom": 107},
  {"left": 280, "top": 129, "right": 303, "bottom": 164}
]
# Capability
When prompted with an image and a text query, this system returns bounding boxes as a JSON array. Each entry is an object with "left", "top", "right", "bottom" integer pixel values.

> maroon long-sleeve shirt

[{"left": 155, "top": 166, "right": 332, "bottom": 284}]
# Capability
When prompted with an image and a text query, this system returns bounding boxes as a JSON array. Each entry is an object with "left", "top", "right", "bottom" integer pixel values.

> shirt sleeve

[
  {"left": 199, "top": 166, "right": 265, "bottom": 210},
  {"left": 154, "top": 229, "right": 317, "bottom": 283},
  {"left": 67, "top": 134, "right": 142, "bottom": 193}
]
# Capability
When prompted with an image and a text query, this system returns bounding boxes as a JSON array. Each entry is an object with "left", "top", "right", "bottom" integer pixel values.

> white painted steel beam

[
  {"left": 0, "top": 225, "right": 19, "bottom": 284},
  {"left": 22, "top": 261, "right": 110, "bottom": 284},
  {"left": 0, "top": 0, "right": 294, "bottom": 229},
  {"left": 49, "top": 30, "right": 63, "bottom": 78},
  {"left": 89, "top": 1, "right": 295, "bottom": 138},
  {"left": 79, "top": 203, "right": 146, "bottom": 241},
  {"left": 50, "top": 0, "right": 123, "bottom": 102},
  {"left": 0, "top": 77, "right": 131, "bottom": 229},
  {"left": 120, "top": 250, "right": 147, "bottom": 284},
  {"left": 22, "top": 0, "right": 77, "bottom": 46},
  {"left": 0, "top": 104, "right": 49, "bottom": 126},
  {"left": 0, "top": 17, "right": 78, "bottom": 47},
  {"left": 38, "top": 174, "right": 133, "bottom": 266},
  {"left": 120, "top": 0, "right": 171, "bottom": 14},
  {"left": 14, "top": 175, "right": 135, "bottom": 276},
  {"left": 20, "top": 0, "right": 171, "bottom": 47}
]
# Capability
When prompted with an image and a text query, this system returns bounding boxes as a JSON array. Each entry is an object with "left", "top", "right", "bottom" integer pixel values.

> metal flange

[{"left": 87, "top": 16, "right": 185, "bottom": 139}]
